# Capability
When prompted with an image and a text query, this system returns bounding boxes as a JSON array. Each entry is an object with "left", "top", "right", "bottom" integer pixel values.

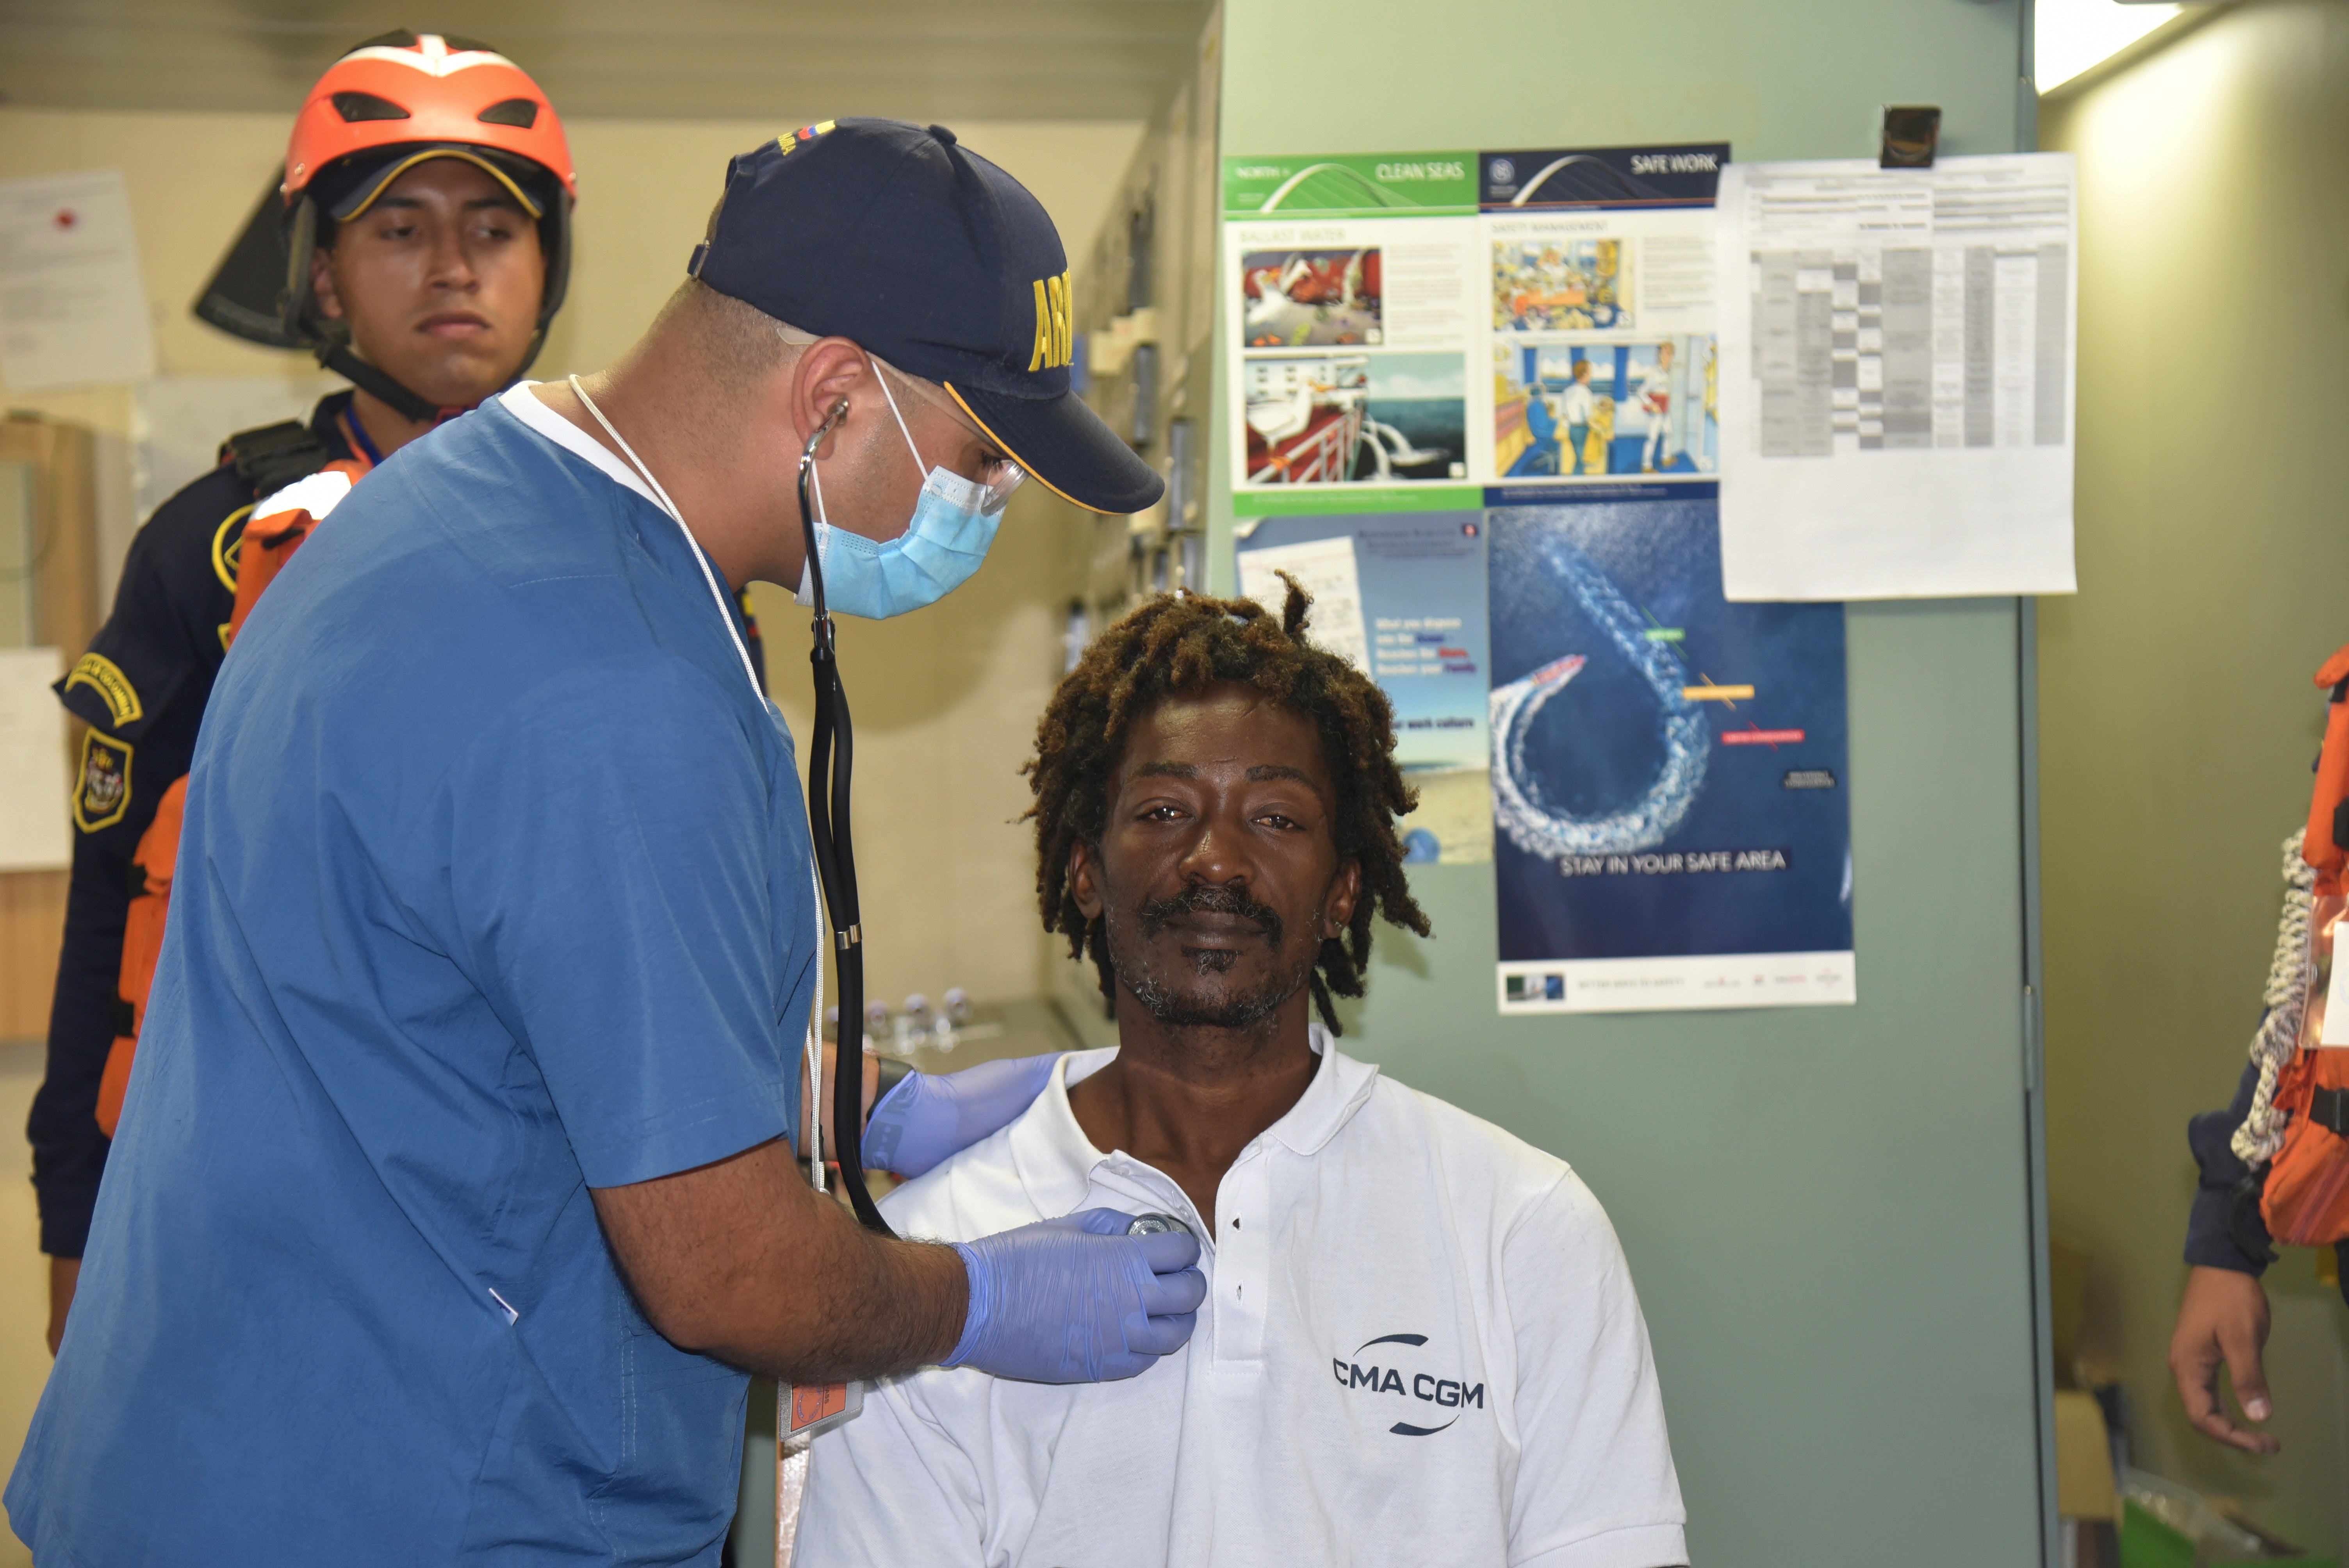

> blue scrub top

[{"left": 9, "top": 399, "right": 817, "bottom": 1566}]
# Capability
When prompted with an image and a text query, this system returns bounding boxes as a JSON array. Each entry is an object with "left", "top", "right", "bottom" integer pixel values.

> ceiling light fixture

[{"left": 2036, "top": 0, "right": 2197, "bottom": 93}]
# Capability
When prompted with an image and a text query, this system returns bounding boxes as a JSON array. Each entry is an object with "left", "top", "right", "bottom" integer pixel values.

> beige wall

[
  {"left": 2038, "top": 1, "right": 2349, "bottom": 1549},
  {"left": 0, "top": 107, "right": 1143, "bottom": 420}
]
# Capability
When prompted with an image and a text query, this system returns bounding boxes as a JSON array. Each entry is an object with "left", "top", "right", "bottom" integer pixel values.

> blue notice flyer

[
  {"left": 1487, "top": 491, "right": 1854, "bottom": 1012},
  {"left": 1235, "top": 510, "right": 1492, "bottom": 864}
]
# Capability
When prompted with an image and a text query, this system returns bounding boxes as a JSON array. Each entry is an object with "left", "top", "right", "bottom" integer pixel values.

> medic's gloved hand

[
  {"left": 863, "top": 1052, "right": 1062, "bottom": 1178},
  {"left": 943, "top": 1208, "right": 1206, "bottom": 1383}
]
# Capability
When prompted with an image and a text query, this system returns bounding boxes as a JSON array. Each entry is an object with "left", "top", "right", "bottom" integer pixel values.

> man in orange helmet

[{"left": 31, "top": 29, "right": 581, "bottom": 1356}]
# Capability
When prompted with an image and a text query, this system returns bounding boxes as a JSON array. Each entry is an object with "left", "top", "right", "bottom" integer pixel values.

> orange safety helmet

[
  {"left": 283, "top": 34, "right": 576, "bottom": 214},
  {"left": 196, "top": 31, "right": 576, "bottom": 422}
]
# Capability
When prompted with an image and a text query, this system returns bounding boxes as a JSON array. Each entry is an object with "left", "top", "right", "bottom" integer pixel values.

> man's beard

[{"left": 1110, "top": 882, "right": 1315, "bottom": 1030}]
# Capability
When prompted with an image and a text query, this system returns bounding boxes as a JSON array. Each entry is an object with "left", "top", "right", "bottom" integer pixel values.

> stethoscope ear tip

[{"left": 805, "top": 399, "right": 851, "bottom": 465}]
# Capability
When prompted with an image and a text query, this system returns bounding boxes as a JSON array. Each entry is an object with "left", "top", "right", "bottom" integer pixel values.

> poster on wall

[
  {"left": 1712, "top": 153, "right": 2079, "bottom": 600},
  {"left": 1223, "top": 154, "right": 1481, "bottom": 492},
  {"left": 1487, "top": 490, "right": 1854, "bottom": 1013},
  {"left": 1220, "top": 145, "right": 1733, "bottom": 498},
  {"left": 1480, "top": 144, "right": 1727, "bottom": 488},
  {"left": 1235, "top": 511, "right": 1492, "bottom": 864}
]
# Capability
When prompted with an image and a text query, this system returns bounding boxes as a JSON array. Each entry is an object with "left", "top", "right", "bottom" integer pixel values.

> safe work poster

[
  {"left": 1487, "top": 490, "right": 1854, "bottom": 1013},
  {"left": 1221, "top": 144, "right": 1728, "bottom": 501}
]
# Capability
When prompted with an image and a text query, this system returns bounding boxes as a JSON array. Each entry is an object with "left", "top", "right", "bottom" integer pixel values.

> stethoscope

[
  {"left": 794, "top": 398, "right": 893, "bottom": 1236},
  {"left": 568, "top": 378, "right": 891, "bottom": 1237}
]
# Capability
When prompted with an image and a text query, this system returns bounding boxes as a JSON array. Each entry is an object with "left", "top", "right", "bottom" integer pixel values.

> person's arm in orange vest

[
  {"left": 2171, "top": 644, "right": 2349, "bottom": 1451},
  {"left": 2173, "top": 1059, "right": 2282, "bottom": 1453}
]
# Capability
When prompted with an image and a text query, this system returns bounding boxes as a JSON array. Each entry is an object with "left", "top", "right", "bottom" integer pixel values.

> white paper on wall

[
  {"left": 1235, "top": 534, "right": 1371, "bottom": 674},
  {"left": 1714, "top": 153, "right": 2079, "bottom": 601},
  {"left": 0, "top": 171, "right": 157, "bottom": 393}
]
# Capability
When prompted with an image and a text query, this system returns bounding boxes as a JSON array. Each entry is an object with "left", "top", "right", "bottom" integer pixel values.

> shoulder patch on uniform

[
  {"left": 63, "top": 652, "right": 143, "bottom": 727},
  {"left": 74, "top": 731, "right": 133, "bottom": 833},
  {"left": 213, "top": 504, "right": 255, "bottom": 593}
]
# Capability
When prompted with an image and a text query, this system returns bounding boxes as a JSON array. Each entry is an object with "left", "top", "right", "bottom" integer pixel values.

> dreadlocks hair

[{"left": 1023, "top": 574, "right": 1432, "bottom": 1035}]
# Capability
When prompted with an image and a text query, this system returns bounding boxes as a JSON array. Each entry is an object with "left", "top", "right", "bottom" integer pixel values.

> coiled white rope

[{"left": 2232, "top": 829, "right": 2317, "bottom": 1167}]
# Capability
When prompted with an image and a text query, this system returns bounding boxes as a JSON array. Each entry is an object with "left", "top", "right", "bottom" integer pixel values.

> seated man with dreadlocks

[{"left": 795, "top": 581, "right": 1685, "bottom": 1568}]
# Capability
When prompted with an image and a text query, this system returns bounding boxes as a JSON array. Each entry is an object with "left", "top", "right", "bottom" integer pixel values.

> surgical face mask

[{"left": 796, "top": 362, "right": 1021, "bottom": 620}]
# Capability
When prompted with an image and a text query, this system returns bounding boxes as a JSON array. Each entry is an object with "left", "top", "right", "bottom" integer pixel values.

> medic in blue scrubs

[{"left": 9, "top": 119, "right": 1204, "bottom": 1565}]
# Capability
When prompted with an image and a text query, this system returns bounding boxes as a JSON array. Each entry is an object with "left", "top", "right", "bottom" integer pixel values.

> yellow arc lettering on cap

[{"left": 1027, "top": 269, "right": 1073, "bottom": 372}]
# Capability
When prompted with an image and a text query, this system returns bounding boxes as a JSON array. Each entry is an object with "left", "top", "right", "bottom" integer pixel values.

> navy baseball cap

[{"left": 689, "top": 118, "right": 1163, "bottom": 517}]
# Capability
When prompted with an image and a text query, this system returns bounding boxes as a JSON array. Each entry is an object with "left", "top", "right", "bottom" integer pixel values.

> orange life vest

[
  {"left": 2258, "top": 644, "right": 2349, "bottom": 1246},
  {"left": 93, "top": 454, "right": 367, "bottom": 1137}
]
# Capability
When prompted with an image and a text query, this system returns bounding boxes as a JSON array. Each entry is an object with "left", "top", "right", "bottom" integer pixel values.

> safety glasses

[
  {"left": 969, "top": 456, "right": 1027, "bottom": 517},
  {"left": 873, "top": 356, "right": 1027, "bottom": 514}
]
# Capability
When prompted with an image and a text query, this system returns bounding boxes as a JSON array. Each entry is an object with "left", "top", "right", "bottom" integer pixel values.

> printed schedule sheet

[{"left": 1714, "top": 153, "right": 2078, "bottom": 601}]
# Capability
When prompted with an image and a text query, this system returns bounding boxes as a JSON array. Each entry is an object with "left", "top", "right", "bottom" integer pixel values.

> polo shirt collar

[
  {"left": 1266, "top": 1025, "right": 1381, "bottom": 1157},
  {"left": 1005, "top": 1024, "right": 1382, "bottom": 1215}
]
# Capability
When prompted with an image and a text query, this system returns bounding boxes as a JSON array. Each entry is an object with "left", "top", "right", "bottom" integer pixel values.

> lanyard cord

[
  {"left": 567, "top": 378, "right": 869, "bottom": 1213},
  {"left": 567, "top": 378, "right": 764, "bottom": 698},
  {"left": 337, "top": 402, "right": 385, "bottom": 469}
]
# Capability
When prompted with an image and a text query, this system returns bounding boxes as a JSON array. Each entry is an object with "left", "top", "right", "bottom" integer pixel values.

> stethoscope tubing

[{"left": 799, "top": 402, "right": 893, "bottom": 1236}]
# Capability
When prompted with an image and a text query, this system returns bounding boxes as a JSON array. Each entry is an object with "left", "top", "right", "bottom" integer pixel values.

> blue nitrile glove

[
  {"left": 943, "top": 1209, "right": 1207, "bottom": 1383},
  {"left": 863, "top": 1052, "right": 1062, "bottom": 1177}
]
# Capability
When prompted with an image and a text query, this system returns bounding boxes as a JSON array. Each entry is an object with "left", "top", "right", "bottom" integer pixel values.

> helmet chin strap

[
  {"left": 315, "top": 341, "right": 446, "bottom": 426},
  {"left": 316, "top": 317, "right": 552, "bottom": 429}
]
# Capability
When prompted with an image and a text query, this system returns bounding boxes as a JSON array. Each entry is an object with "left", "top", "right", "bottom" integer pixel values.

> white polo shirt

[{"left": 794, "top": 1033, "right": 1685, "bottom": 1568}]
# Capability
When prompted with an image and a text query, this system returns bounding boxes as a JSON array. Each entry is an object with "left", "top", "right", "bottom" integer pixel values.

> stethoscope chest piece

[{"left": 1126, "top": 1212, "right": 1192, "bottom": 1238}]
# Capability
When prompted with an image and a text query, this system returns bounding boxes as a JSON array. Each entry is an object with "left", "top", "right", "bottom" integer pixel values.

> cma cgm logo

[{"left": 1331, "top": 1332, "right": 1485, "bottom": 1436}]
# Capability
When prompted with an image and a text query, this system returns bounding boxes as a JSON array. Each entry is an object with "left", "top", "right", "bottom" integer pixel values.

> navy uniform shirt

[{"left": 29, "top": 393, "right": 360, "bottom": 1258}]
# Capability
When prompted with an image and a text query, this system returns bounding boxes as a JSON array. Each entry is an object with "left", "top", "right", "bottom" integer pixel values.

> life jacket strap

[{"left": 221, "top": 419, "right": 335, "bottom": 497}]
